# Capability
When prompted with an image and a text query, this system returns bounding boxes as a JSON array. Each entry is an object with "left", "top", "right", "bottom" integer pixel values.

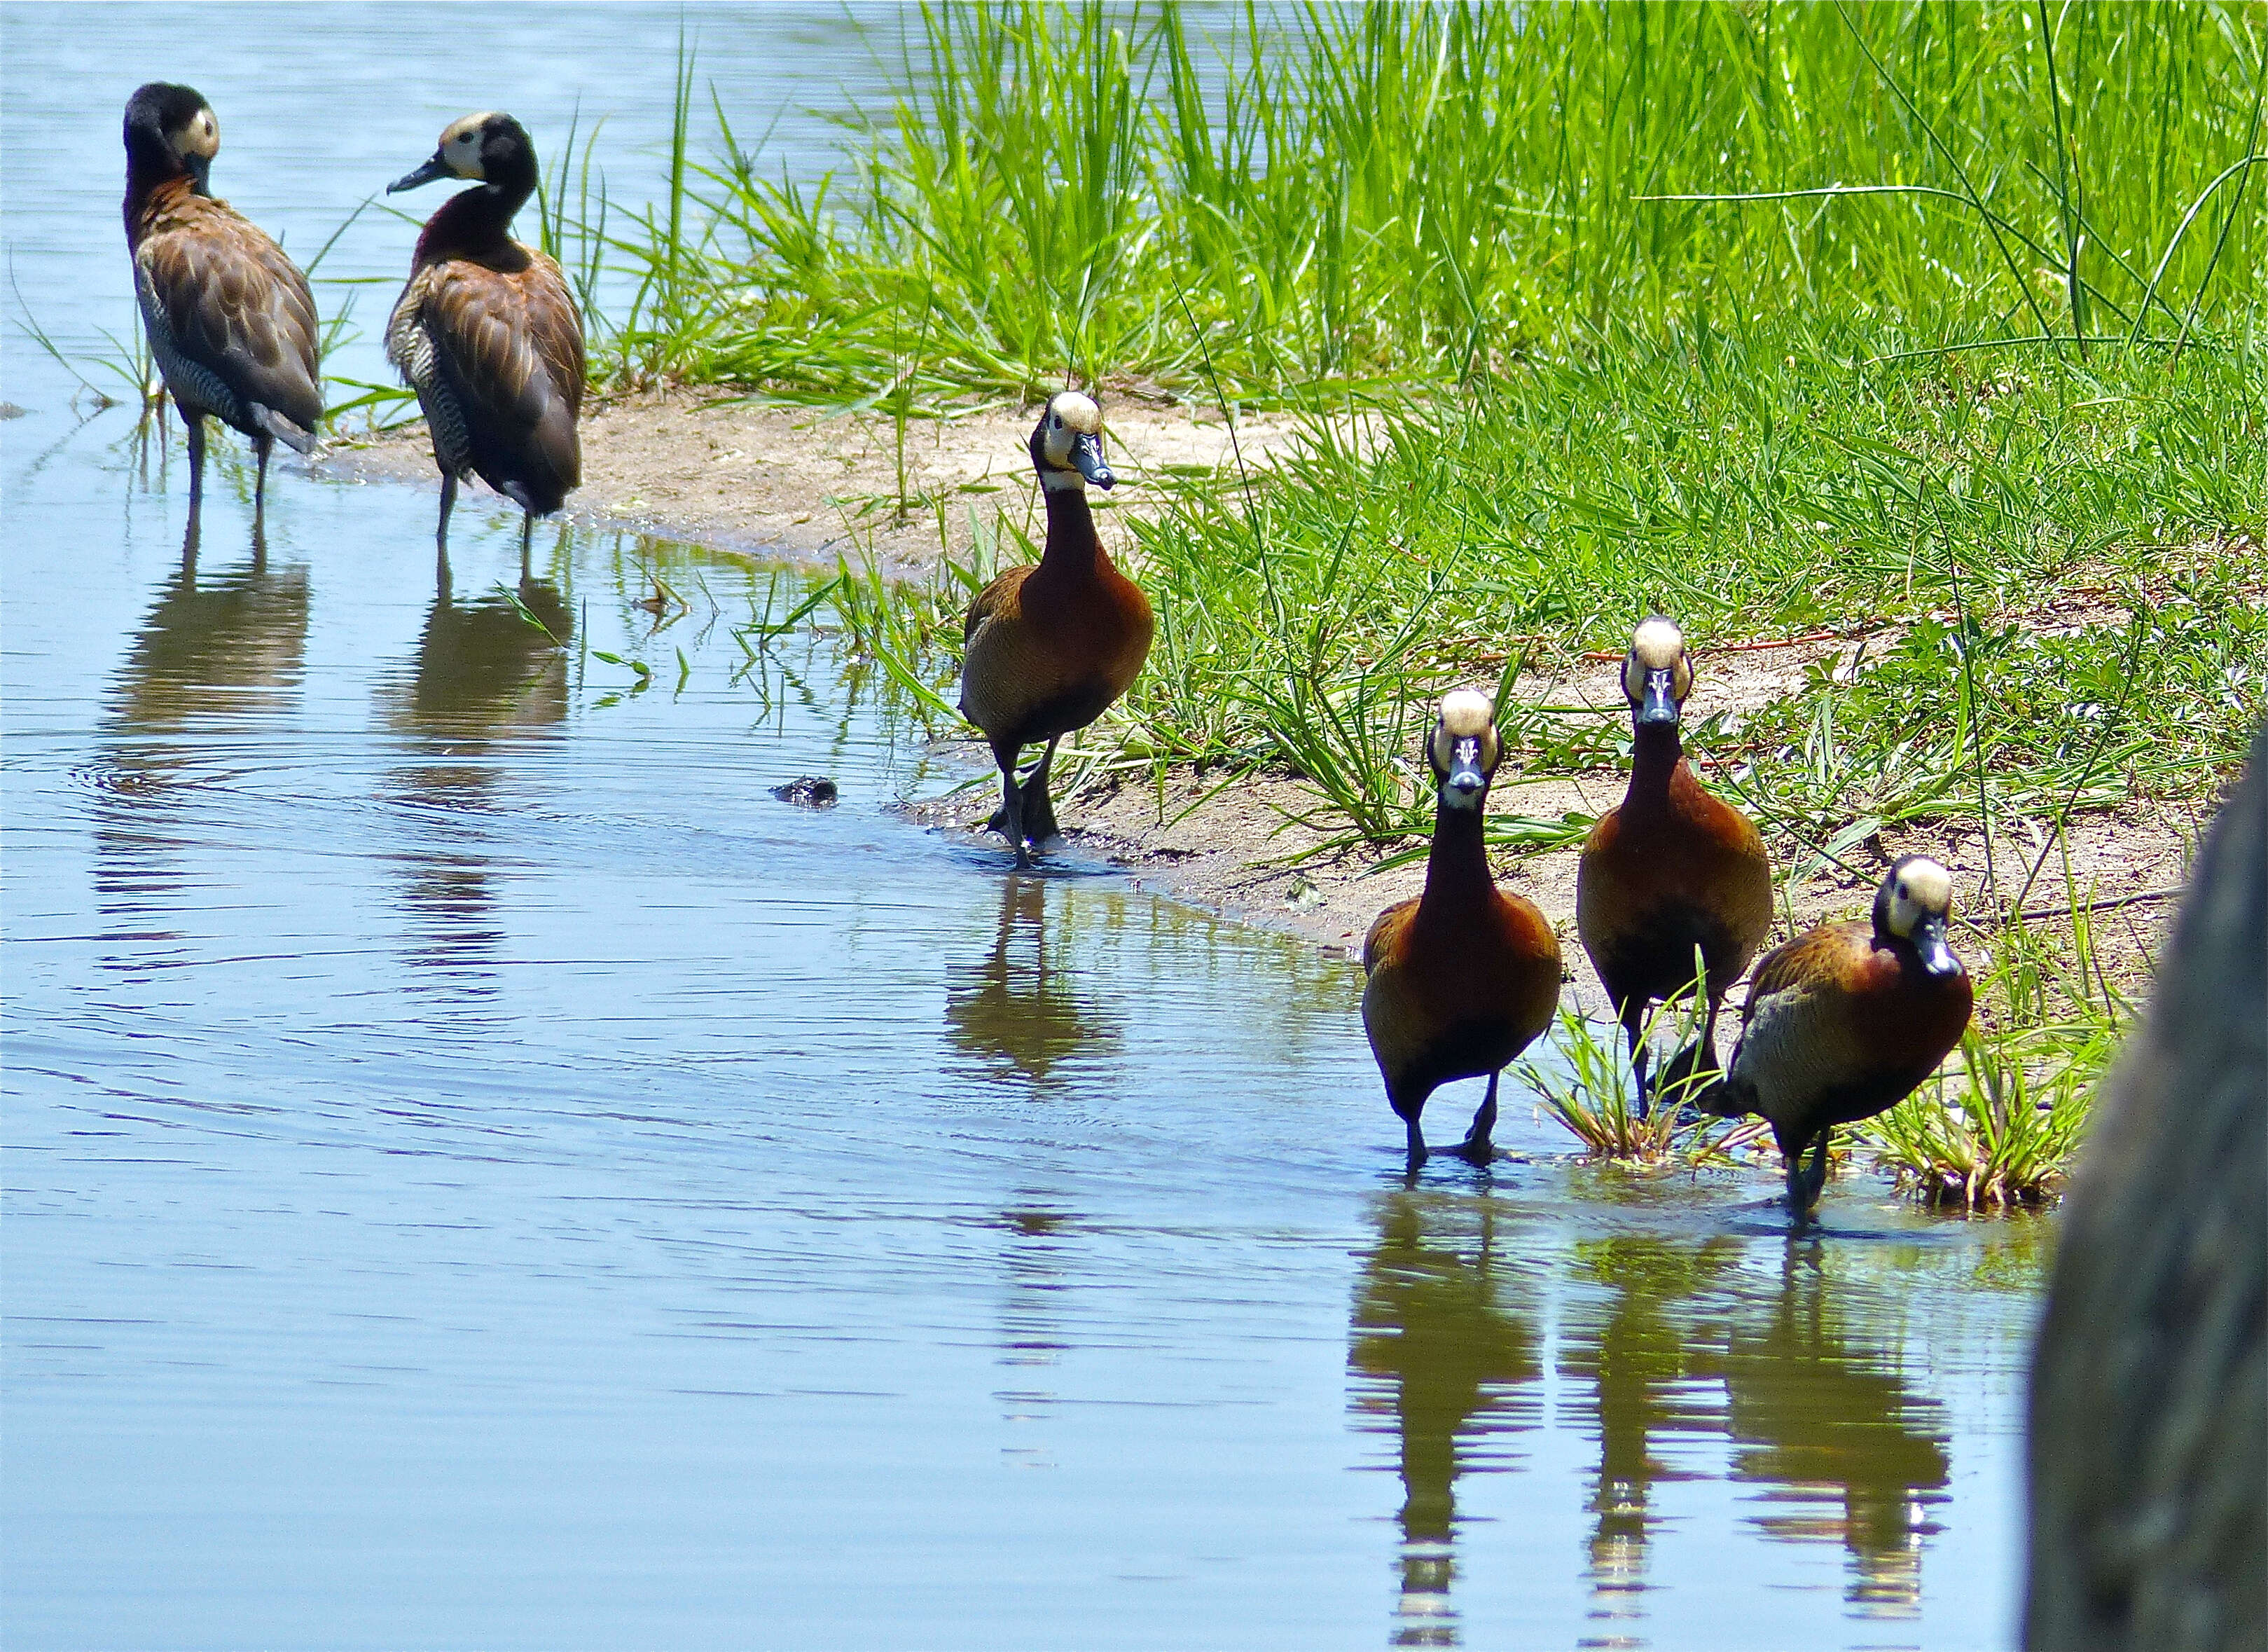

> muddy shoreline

[{"left": 325, "top": 390, "right": 2189, "bottom": 1009}]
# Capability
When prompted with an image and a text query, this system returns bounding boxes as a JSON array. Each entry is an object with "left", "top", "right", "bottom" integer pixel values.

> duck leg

[
  {"left": 1452, "top": 1071, "right": 1500, "bottom": 1165},
  {"left": 987, "top": 743, "right": 1031, "bottom": 868},
  {"left": 1018, "top": 736, "right": 1064, "bottom": 846},
  {"left": 1621, "top": 999, "right": 1654, "bottom": 1120},
  {"left": 1799, "top": 1129, "right": 1834, "bottom": 1213},
  {"left": 252, "top": 432, "right": 273, "bottom": 535},
  {"left": 436, "top": 470, "right": 458, "bottom": 552},
  {"left": 1403, "top": 1111, "right": 1428, "bottom": 1176},
  {"left": 184, "top": 413, "right": 207, "bottom": 528},
  {"left": 520, "top": 512, "right": 534, "bottom": 580}
]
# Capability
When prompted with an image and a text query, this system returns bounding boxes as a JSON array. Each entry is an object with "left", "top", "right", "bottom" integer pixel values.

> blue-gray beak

[
  {"left": 1074, "top": 432, "right": 1114, "bottom": 490},
  {"left": 184, "top": 152, "right": 214, "bottom": 195},
  {"left": 1441, "top": 737, "right": 1487, "bottom": 808},
  {"left": 388, "top": 153, "right": 452, "bottom": 195},
  {"left": 1636, "top": 668, "right": 1680, "bottom": 727},
  {"left": 1911, "top": 912, "right": 1962, "bottom": 978}
]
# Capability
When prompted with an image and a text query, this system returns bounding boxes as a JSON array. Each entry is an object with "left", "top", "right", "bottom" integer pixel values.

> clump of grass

[
  {"left": 1526, "top": 970, "right": 1755, "bottom": 1164},
  {"left": 1860, "top": 910, "right": 2134, "bottom": 1209},
  {"left": 1867, "top": 1028, "right": 2101, "bottom": 1210}
]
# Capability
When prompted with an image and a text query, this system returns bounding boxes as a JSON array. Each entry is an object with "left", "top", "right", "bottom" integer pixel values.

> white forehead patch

[
  {"left": 1047, "top": 391, "right": 1102, "bottom": 434},
  {"left": 1630, "top": 617, "right": 1684, "bottom": 670},
  {"left": 1438, "top": 690, "right": 1494, "bottom": 736},
  {"left": 1894, "top": 858, "right": 1954, "bottom": 913}
]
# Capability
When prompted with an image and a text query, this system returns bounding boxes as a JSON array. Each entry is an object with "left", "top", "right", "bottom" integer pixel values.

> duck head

[
  {"left": 1874, "top": 855, "right": 1962, "bottom": 978},
  {"left": 1028, "top": 391, "right": 1113, "bottom": 493},
  {"left": 389, "top": 112, "right": 536, "bottom": 197},
  {"left": 124, "top": 83, "right": 219, "bottom": 195},
  {"left": 1620, "top": 616, "right": 1693, "bottom": 730},
  {"left": 1427, "top": 690, "right": 1502, "bottom": 811}
]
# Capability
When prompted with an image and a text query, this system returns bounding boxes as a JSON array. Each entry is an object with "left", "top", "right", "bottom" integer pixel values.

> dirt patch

[{"left": 322, "top": 385, "right": 1327, "bottom": 576}]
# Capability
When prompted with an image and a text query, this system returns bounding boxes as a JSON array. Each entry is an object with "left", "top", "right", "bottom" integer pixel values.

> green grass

[{"left": 608, "top": 1, "right": 2265, "bottom": 405}]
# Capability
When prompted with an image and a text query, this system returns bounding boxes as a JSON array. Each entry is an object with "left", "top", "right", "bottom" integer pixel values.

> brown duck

[
  {"left": 1699, "top": 856, "right": 1972, "bottom": 1216},
  {"left": 1362, "top": 692, "right": 1564, "bottom": 1172},
  {"left": 123, "top": 83, "right": 321, "bottom": 536},
  {"left": 1576, "top": 617, "right": 1772, "bottom": 1115},
  {"left": 958, "top": 392, "right": 1152, "bottom": 866},
  {"left": 387, "top": 113, "right": 584, "bottom": 565}
]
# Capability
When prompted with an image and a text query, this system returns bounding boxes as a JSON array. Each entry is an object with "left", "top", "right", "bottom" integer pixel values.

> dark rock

[
  {"left": 770, "top": 776, "right": 839, "bottom": 808},
  {"left": 2026, "top": 726, "right": 2266, "bottom": 1651}
]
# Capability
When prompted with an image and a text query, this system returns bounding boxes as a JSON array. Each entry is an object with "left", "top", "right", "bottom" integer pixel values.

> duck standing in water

[
  {"left": 1576, "top": 618, "right": 1772, "bottom": 1115},
  {"left": 1699, "top": 857, "right": 1972, "bottom": 1216},
  {"left": 387, "top": 113, "right": 583, "bottom": 567},
  {"left": 1362, "top": 692, "right": 1564, "bottom": 1173},
  {"left": 958, "top": 392, "right": 1152, "bottom": 866},
  {"left": 122, "top": 83, "right": 322, "bottom": 537}
]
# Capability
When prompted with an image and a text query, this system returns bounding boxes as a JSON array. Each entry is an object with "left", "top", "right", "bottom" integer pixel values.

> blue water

[{"left": 2, "top": 8, "right": 2040, "bottom": 1648}]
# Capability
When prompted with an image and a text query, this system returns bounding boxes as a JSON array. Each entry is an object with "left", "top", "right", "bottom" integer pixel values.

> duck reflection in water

[
  {"left": 1722, "top": 1241, "right": 1951, "bottom": 1618},
  {"left": 379, "top": 575, "right": 570, "bottom": 996},
  {"left": 1559, "top": 1236, "right": 1738, "bottom": 1632},
  {"left": 96, "top": 535, "right": 309, "bottom": 931},
  {"left": 945, "top": 874, "right": 1122, "bottom": 1085},
  {"left": 990, "top": 1201, "right": 1079, "bottom": 1467},
  {"left": 1348, "top": 1192, "right": 1540, "bottom": 1647}
]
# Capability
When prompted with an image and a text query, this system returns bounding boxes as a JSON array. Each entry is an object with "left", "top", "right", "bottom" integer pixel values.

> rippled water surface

[{"left": 4, "top": 9, "right": 2042, "bottom": 1648}]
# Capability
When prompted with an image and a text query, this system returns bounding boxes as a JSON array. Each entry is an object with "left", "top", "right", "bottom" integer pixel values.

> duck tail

[{"left": 253, "top": 403, "right": 319, "bottom": 457}]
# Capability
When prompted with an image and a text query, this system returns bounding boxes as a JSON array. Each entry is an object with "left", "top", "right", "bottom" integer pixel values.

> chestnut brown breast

[{"left": 1577, "top": 755, "right": 1772, "bottom": 1006}]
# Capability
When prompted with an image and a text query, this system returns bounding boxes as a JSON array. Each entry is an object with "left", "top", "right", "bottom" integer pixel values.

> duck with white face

[
  {"left": 1699, "top": 855, "right": 1974, "bottom": 1217},
  {"left": 1575, "top": 616, "right": 1775, "bottom": 1117},
  {"left": 1362, "top": 691, "right": 1565, "bottom": 1173},
  {"left": 385, "top": 111, "right": 585, "bottom": 572},
  {"left": 122, "top": 82, "right": 323, "bottom": 542},
  {"left": 957, "top": 391, "right": 1151, "bottom": 866}
]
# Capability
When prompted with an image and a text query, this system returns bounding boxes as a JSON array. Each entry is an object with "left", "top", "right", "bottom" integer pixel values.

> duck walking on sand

[
  {"left": 1576, "top": 618, "right": 1773, "bottom": 1116},
  {"left": 123, "top": 83, "right": 322, "bottom": 537},
  {"left": 1362, "top": 692, "right": 1564, "bottom": 1173},
  {"left": 1699, "top": 856, "right": 1972, "bottom": 1217},
  {"left": 387, "top": 113, "right": 583, "bottom": 567},
  {"left": 958, "top": 392, "right": 1152, "bottom": 867}
]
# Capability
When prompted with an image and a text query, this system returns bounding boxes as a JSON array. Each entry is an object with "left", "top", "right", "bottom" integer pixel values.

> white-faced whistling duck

[
  {"left": 387, "top": 113, "right": 584, "bottom": 568},
  {"left": 123, "top": 83, "right": 321, "bottom": 538},
  {"left": 1575, "top": 617, "right": 1773, "bottom": 1117},
  {"left": 957, "top": 391, "right": 1152, "bottom": 867},
  {"left": 1699, "top": 855, "right": 1972, "bottom": 1216},
  {"left": 1362, "top": 692, "right": 1564, "bottom": 1173}
]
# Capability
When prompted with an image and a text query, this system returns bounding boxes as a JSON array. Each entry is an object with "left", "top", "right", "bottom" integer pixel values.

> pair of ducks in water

[
  {"left": 956, "top": 399, "right": 1972, "bottom": 1219},
  {"left": 124, "top": 87, "right": 1970, "bottom": 1217},
  {"left": 123, "top": 85, "right": 577, "bottom": 557}
]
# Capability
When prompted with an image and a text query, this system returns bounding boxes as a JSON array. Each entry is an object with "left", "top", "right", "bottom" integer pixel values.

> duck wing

[
  {"left": 396, "top": 249, "right": 584, "bottom": 507},
  {"left": 134, "top": 200, "right": 321, "bottom": 448}
]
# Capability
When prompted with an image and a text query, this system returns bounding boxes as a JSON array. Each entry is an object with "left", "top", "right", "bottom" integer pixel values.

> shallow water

[{"left": 4, "top": 10, "right": 2041, "bottom": 1649}]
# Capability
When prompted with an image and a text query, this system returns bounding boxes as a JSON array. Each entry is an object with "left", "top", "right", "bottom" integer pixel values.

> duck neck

[
  {"left": 1623, "top": 720, "right": 1685, "bottom": 815},
  {"left": 1039, "top": 480, "right": 1105, "bottom": 581},
  {"left": 414, "top": 161, "right": 537, "bottom": 265},
  {"left": 123, "top": 149, "right": 195, "bottom": 246},
  {"left": 1416, "top": 792, "right": 1493, "bottom": 925}
]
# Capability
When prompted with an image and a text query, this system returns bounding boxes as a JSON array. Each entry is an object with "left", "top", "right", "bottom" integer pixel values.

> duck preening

[
  {"left": 1362, "top": 692, "right": 1564, "bottom": 1173},
  {"left": 1699, "top": 855, "right": 1972, "bottom": 1216},
  {"left": 123, "top": 83, "right": 321, "bottom": 538},
  {"left": 957, "top": 392, "right": 1152, "bottom": 867},
  {"left": 1576, "top": 617, "right": 1773, "bottom": 1117},
  {"left": 387, "top": 112, "right": 584, "bottom": 566}
]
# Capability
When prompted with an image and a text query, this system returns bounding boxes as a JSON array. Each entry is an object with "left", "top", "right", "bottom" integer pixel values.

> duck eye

[
  {"left": 1897, "top": 882, "right": 1909, "bottom": 900},
  {"left": 1051, "top": 415, "right": 1063, "bottom": 429}
]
